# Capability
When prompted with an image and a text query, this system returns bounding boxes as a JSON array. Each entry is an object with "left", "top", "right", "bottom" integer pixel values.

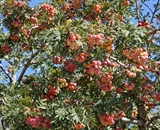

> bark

[{"left": 137, "top": 102, "right": 147, "bottom": 130}]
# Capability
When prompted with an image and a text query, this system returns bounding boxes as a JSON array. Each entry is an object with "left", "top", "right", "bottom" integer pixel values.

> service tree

[{"left": 0, "top": 0, "right": 160, "bottom": 130}]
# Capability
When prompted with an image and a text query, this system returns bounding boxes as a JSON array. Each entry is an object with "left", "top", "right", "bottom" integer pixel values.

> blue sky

[{"left": 29, "top": 0, "right": 46, "bottom": 7}]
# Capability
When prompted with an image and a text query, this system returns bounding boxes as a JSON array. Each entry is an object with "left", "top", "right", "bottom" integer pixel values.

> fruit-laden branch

[
  {"left": 0, "top": 64, "right": 12, "bottom": 83},
  {"left": 122, "top": 117, "right": 143, "bottom": 126},
  {"left": 146, "top": 115, "right": 160, "bottom": 127},
  {"left": 147, "top": 28, "right": 159, "bottom": 37},
  {"left": 105, "top": 54, "right": 129, "bottom": 68},
  {"left": 17, "top": 48, "right": 42, "bottom": 84}
]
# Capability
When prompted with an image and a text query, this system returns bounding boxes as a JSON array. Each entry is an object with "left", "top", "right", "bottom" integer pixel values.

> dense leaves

[{"left": 0, "top": 0, "right": 160, "bottom": 130}]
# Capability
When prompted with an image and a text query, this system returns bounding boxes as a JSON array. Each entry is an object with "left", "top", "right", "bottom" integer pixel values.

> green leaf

[{"left": 55, "top": 108, "right": 68, "bottom": 120}]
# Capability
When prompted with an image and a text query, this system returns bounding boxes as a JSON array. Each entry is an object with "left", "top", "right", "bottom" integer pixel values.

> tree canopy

[{"left": 0, "top": 0, "right": 160, "bottom": 130}]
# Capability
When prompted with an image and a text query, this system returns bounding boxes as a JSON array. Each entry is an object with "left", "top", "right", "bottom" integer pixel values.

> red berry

[{"left": 124, "top": 0, "right": 130, "bottom": 6}]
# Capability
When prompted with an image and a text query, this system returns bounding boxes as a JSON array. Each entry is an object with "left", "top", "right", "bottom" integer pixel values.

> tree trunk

[{"left": 137, "top": 102, "right": 146, "bottom": 130}]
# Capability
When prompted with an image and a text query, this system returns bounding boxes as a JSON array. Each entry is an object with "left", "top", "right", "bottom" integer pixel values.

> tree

[{"left": 0, "top": 0, "right": 160, "bottom": 129}]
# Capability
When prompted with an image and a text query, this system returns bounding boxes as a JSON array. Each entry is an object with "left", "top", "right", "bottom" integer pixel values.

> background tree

[{"left": 0, "top": 0, "right": 160, "bottom": 130}]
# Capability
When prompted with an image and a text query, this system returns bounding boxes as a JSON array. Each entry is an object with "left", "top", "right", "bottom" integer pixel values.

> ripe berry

[{"left": 124, "top": 0, "right": 130, "bottom": 6}]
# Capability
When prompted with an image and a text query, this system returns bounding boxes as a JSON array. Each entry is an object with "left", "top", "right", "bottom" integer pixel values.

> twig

[
  {"left": 141, "top": 0, "right": 153, "bottom": 14},
  {"left": 136, "top": 0, "right": 140, "bottom": 21},
  {"left": 150, "top": 0, "right": 160, "bottom": 24},
  {"left": 17, "top": 48, "right": 42, "bottom": 84},
  {"left": 146, "top": 115, "right": 160, "bottom": 127},
  {"left": 0, "top": 98, "right": 10, "bottom": 107},
  {"left": 1, "top": 119, "right": 5, "bottom": 130},
  {"left": 121, "top": 117, "right": 143, "bottom": 126},
  {"left": 105, "top": 54, "right": 129, "bottom": 68},
  {"left": 0, "top": 64, "right": 12, "bottom": 83},
  {"left": 147, "top": 28, "right": 159, "bottom": 37}
]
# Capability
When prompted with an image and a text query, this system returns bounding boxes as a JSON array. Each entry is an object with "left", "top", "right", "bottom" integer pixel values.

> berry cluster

[
  {"left": 26, "top": 116, "right": 51, "bottom": 129},
  {"left": 66, "top": 32, "right": 81, "bottom": 50},
  {"left": 143, "top": 83, "right": 155, "bottom": 91},
  {"left": 116, "top": 87, "right": 124, "bottom": 94},
  {"left": 12, "top": 19, "right": 23, "bottom": 28},
  {"left": 58, "top": 78, "right": 68, "bottom": 87},
  {"left": 152, "top": 92, "right": 160, "bottom": 101},
  {"left": 14, "top": 1, "right": 27, "bottom": 8},
  {"left": 100, "top": 111, "right": 125, "bottom": 127},
  {"left": 124, "top": 82, "right": 135, "bottom": 90},
  {"left": 10, "top": 34, "right": 20, "bottom": 41},
  {"left": 93, "top": 4, "right": 102, "bottom": 14},
  {"left": 1, "top": 44, "right": 13, "bottom": 54},
  {"left": 103, "top": 59, "right": 119, "bottom": 67},
  {"left": 40, "top": 4, "right": 57, "bottom": 19},
  {"left": 100, "top": 113, "right": 115, "bottom": 126},
  {"left": 122, "top": 48, "right": 149, "bottom": 66},
  {"left": 126, "top": 70, "right": 136, "bottom": 78},
  {"left": 105, "top": 11, "right": 114, "bottom": 22},
  {"left": 87, "top": 33, "right": 104, "bottom": 47},
  {"left": 114, "top": 110, "right": 126, "bottom": 121},
  {"left": 74, "top": 123, "right": 85, "bottom": 130},
  {"left": 68, "top": 82, "right": 77, "bottom": 92},
  {"left": 42, "top": 86, "right": 59, "bottom": 101},
  {"left": 99, "top": 36, "right": 114, "bottom": 53},
  {"left": 28, "top": 16, "right": 38, "bottom": 25},
  {"left": 86, "top": 60, "right": 102, "bottom": 76},
  {"left": 65, "top": 59, "right": 77, "bottom": 72},
  {"left": 138, "top": 21, "right": 150, "bottom": 29},
  {"left": 71, "top": 0, "right": 83, "bottom": 10},
  {"left": 75, "top": 52, "right": 89, "bottom": 63},
  {"left": 52, "top": 56, "right": 64, "bottom": 64},
  {"left": 95, "top": 73, "right": 113, "bottom": 92},
  {"left": 83, "top": 13, "right": 99, "bottom": 21},
  {"left": 61, "top": 0, "right": 83, "bottom": 19},
  {"left": 62, "top": 0, "right": 83, "bottom": 11},
  {"left": 23, "top": 44, "right": 30, "bottom": 51}
]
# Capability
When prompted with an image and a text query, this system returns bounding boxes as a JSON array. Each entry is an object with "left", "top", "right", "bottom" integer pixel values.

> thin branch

[
  {"left": 30, "top": 55, "right": 51, "bottom": 65},
  {"left": 136, "top": 0, "right": 140, "bottom": 21},
  {"left": 146, "top": 115, "right": 160, "bottom": 127},
  {"left": 150, "top": 0, "right": 160, "bottom": 24},
  {"left": 105, "top": 54, "right": 129, "bottom": 68},
  {"left": 141, "top": 0, "right": 153, "bottom": 14},
  {"left": 0, "top": 98, "right": 10, "bottom": 107},
  {"left": 17, "top": 48, "right": 41, "bottom": 84},
  {"left": 121, "top": 117, "right": 143, "bottom": 126},
  {"left": 147, "top": 28, "right": 159, "bottom": 37},
  {"left": 1, "top": 119, "right": 5, "bottom": 130},
  {"left": 0, "top": 64, "right": 12, "bottom": 83}
]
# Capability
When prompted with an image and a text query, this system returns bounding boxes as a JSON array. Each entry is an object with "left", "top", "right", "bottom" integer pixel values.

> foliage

[{"left": 0, "top": 0, "right": 160, "bottom": 130}]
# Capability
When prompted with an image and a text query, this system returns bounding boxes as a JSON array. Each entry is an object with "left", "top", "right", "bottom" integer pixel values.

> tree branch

[
  {"left": 1, "top": 119, "right": 10, "bottom": 130},
  {"left": 146, "top": 115, "right": 160, "bottom": 127},
  {"left": 1, "top": 119, "right": 5, "bottom": 130},
  {"left": 122, "top": 117, "right": 143, "bottom": 126},
  {"left": 141, "top": 0, "right": 153, "bottom": 14},
  {"left": 147, "top": 28, "right": 159, "bottom": 37},
  {"left": 0, "top": 64, "right": 12, "bottom": 83},
  {"left": 137, "top": 102, "right": 147, "bottom": 130},
  {"left": 150, "top": 0, "right": 160, "bottom": 24},
  {"left": 17, "top": 48, "right": 41, "bottom": 84},
  {"left": 105, "top": 54, "right": 129, "bottom": 68},
  {"left": 136, "top": 0, "right": 140, "bottom": 21},
  {"left": 0, "top": 98, "right": 10, "bottom": 107}
]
